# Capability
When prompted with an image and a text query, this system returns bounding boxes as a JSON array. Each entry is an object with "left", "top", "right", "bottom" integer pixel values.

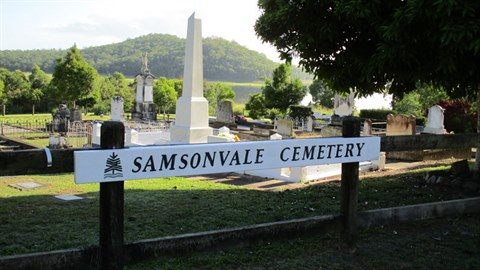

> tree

[
  {"left": 205, "top": 82, "right": 235, "bottom": 115},
  {"left": 153, "top": 77, "right": 178, "bottom": 115},
  {"left": 108, "top": 72, "right": 134, "bottom": 111},
  {"left": 245, "top": 93, "right": 267, "bottom": 120},
  {"left": 28, "top": 65, "right": 50, "bottom": 114},
  {"left": 0, "top": 68, "right": 8, "bottom": 112},
  {"left": 309, "top": 79, "right": 335, "bottom": 108},
  {"left": 256, "top": 0, "right": 480, "bottom": 165},
  {"left": 262, "top": 64, "right": 306, "bottom": 114},
  {"left": 4, "top": 70, "right": 31, "bottom": 113},
  {"left": 51, "top": 45, "right": 99, "bottom": 107},
  {"left": 256, "top": 1, "right": 479, "bottom": 96}
]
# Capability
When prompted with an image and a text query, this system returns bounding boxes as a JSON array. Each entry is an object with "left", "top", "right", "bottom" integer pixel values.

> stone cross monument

[
  {"left": 132, "top": 52, "right": 157, "bottom": 121},
  {"left": 170, "top": 13, "right": 212, "bottom": 143}
]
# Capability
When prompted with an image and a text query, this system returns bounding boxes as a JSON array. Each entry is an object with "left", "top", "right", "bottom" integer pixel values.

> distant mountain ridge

[{"left": 0, "top": 33, "right": 311, "bottom": 82}]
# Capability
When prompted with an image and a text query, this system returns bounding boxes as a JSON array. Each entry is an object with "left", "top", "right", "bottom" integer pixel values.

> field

[
  {"left": 0, "top": 113, "right": 111, "bottom": 123},
  {"left": 0, "top": 165, "right": 478, "bottom": 268}
]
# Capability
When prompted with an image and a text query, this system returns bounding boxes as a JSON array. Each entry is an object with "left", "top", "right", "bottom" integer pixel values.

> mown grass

[
  {"left": 128, "top": 214, "right": 480, "bottom": 269},
  {"left": 0, "top": 165, "right": 475, "bottom": 259}
]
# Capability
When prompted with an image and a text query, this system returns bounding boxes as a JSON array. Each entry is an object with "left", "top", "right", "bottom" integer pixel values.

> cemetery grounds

[{"left": 0, "top": 159, "right": 478, "bottom": 269}]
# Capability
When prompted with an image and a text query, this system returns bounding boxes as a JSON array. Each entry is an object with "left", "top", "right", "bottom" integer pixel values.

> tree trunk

[
  {"left": 32, "top": 104, "right": 35, "bottom": 115},
  {"left": 73, "top": 100, "right": 76, "bottom": 109},
  {"left": 476, "top": 84, "right": 480, "bottom": 171}
]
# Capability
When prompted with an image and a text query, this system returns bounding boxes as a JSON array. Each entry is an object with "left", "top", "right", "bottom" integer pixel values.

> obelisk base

[{"left": 170, "top": 96, "right": 212, "bottom": 144}]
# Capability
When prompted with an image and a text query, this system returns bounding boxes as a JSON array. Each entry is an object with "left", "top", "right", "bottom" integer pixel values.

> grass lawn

[
  {"left": 128, "top": 214, "right": 480, "bottom": 269},
  {"left": 0, "top": 165, "right": 477, "bottom": 264}
]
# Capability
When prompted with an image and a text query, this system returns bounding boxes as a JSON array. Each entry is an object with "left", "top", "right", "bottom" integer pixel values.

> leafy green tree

[
  {"left": 153, "top": 77, "right": 178, "bottom": 115},
  {"left": 256, "top": 1, "right": 479, "bottom": 96},
  {"left": 51, "top": 45, "right": 99, "bottom": 107},
  {"left": 394, "top": 83, "right": 449, "bottom": 118},
  {"left": 205, "top": 82, "right": 235, "bottom": 115},
  {"left": 28, "top": 65, "right": 50, "bottom": 114},
  {"left": 0, "top": 68, "right": 8, "bottom": 110},
  {"left": 393, "top": 92, "right": 422, "bottom": 117},
  {"left": 108, "top": 72, "right": 134, "bottom": 111},
  {"left": 171, "top": 78, "right": 183, "bottom": 97},
  {"left": 91, "top": 76, "right": 115, "bottom": 115},
  {"left": 0, "top": 79, "right": 5, "bottom": 106},
  {"left": 4, "top": 70, "right": 31, "bottom": 113},
  {"left": 256, "top": 0, "right": 480, "bottom": 165},
  {"left": 262, "top": 64, "right": 306, "bottom": 114},
  {"left": 415, "top": 83, "right": 449, "bottom": 113},
  {"left": 29, "top": 65, "right": 50, "bottom": 90},
  {"left": 245, "top": 93, "right": 268, "bottom": 120},
  {"left": 309, "top": 79, "right": 335, "bottom": 108}
]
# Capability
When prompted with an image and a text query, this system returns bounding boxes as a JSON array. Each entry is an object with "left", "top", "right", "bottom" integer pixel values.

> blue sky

[{"left": 0, "top": 0, "right": 280, "bottom": 61}]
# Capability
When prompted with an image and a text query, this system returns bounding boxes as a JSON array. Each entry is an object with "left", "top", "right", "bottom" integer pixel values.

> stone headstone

[
  {"left": 423, "top": 105, "right": 447, "bottom": 134},
  {"left": 319, "top": 125, "right": 342, "bottom": 137},
  {"left": 216, "top": 100, "right": 234, "bottom": 123},
  {"left": 333, "top": 92, "right": 354, "bottom": 117},
  {"left": 170, "top": 13, "right": 213, "bottom": 143},
  {"left": 70, "top": 108, "right": 82, "bottom": 122},
  {"left": 111, "top": 96, "right": 124, "bottom": 122},
  {"left": 386, "top": 114, "right": 416, "bottom": 136},
  {"left": 306, "top": 116, "right": 314, "bottom": 132},
  {"left": 277, "top": 118, "right": 294, "bottom": 137},
  {"left": 363, "top": 119, "right": 372, "bottom": 135}
]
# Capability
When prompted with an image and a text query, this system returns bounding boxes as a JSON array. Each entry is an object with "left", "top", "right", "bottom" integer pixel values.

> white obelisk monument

[{"left": 170, "top": 13, "right": 213, "bottom": 143}]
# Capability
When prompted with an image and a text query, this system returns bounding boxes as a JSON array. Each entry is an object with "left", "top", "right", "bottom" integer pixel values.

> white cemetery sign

[{"left": 74, "top": 137, "right": 380, "bottom": 184}]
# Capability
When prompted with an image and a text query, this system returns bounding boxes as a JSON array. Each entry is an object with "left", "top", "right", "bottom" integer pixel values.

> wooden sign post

[
  {"left": 340, "top": 117, "right": 360, "bottom": 252},
  {"left": 100, "top": 121, "right": 125, "bottom": 270}
]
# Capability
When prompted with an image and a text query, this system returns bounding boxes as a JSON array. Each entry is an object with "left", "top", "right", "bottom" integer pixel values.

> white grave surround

[
  {"left": 92, "top": 124, "right": 170, "bottom": 147},
  {"left": 423, "top": 105, "right": 447, "bottom": 134},
  {"left": 244, "top": 134, "right": 385, "bottom": 183},
  {"left": 170, "top": 13, "right": 212, "bottom": 144},
  {"left": 74, "top": 136, "right": 380, "bottom": 184}
]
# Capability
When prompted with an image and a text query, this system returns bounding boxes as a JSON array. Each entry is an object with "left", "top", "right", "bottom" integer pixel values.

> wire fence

[{"left": 0, "top": 119, "right": 173, "bottom": 149}]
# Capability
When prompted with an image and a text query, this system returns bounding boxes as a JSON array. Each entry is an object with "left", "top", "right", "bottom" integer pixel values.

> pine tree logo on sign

[{"left": 104, "top": 152, "right": 123, "bottom": 179}]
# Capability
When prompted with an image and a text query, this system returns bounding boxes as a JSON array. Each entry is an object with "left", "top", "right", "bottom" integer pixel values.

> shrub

[
  {"left": 91, "top": 103, "right": 109, "bottom": 116},
  {"left": 437, "top": 99, "right": 476, "bottom": 133},
  {"left": 232, "top": 103, "right": 245, "bottom": 116},
  {"left": 288, "top": 105, "right": 313, "bottom": 120},
  {"left": 359, "top": 109, "right": 394, "bottom": 120}
]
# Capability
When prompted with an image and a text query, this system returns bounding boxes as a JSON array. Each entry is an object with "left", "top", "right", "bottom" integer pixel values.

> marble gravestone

[
  {"left": 333, "top": 92, "right": 355, "bottom": 117},
  {"left": 423, "top": 105, "right": 447, "bottom": 134},
  {"left": 111, "top": 96, "right": 124, "bottom": 122},
  {"left": 170, "top": 13, "right": 213, "bottom": 143},
  {"left": 216, "top": 100, "right": 234, "bottom": 123}
]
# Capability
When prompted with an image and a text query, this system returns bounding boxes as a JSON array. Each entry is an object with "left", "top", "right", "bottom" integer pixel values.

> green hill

[{"left": 0, "top": 34, "right": 310, "bottom": 82}]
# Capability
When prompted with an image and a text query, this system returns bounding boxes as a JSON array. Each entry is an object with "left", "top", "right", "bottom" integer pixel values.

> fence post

[
  {"left": 100, "top": 121, "right": 125, "bottom": 269},
  {"left": 340, "top": 116, "right": 360, "bottom": 252}
]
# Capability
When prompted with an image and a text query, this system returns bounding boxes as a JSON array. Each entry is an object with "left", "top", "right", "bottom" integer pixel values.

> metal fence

[{"left": 0, "top": 119, "right": 173, "bottom": 149}]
